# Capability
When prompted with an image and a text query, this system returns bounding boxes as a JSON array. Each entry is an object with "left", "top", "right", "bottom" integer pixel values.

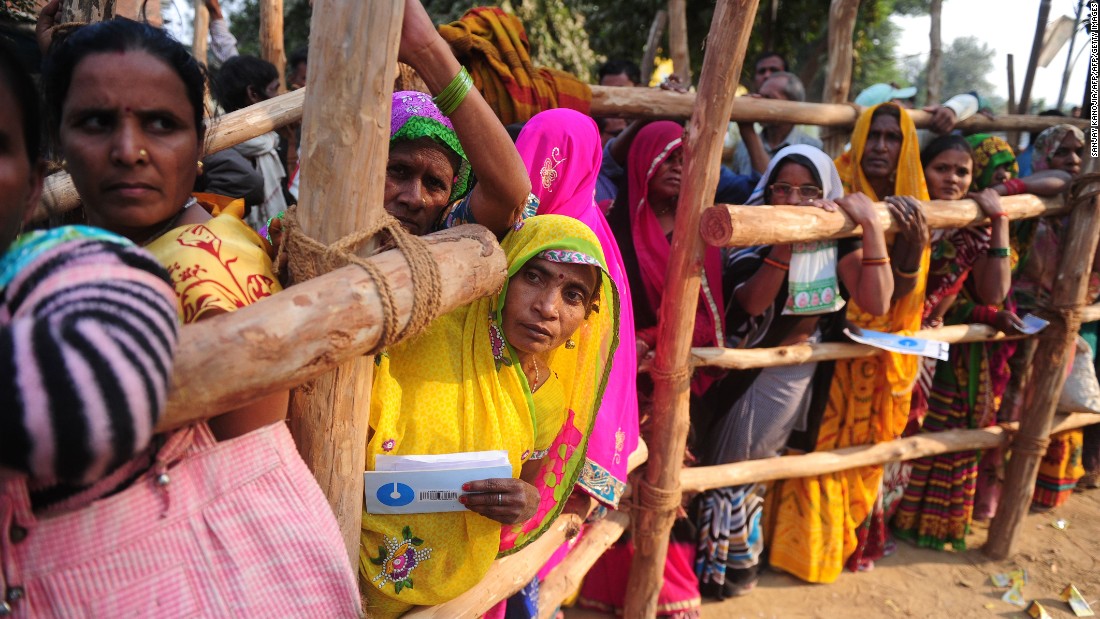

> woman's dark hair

[
  {"left": 0, "top": 37, "right": 41, "bottom": 161},
  {"left": 871, "top": 102, "right": 901, "bottom": 123},
  {"left": 920, "top": 133, "right": 973, "bottom": 168},
  {"left": 764, "top": 154, "right": 822, "bottom": 202},
  {"left": 213, "top": 55, "right": 278, "bottom": 113},
  {"left": 41, "top": 19, "right": 207, "bottom": 146}
]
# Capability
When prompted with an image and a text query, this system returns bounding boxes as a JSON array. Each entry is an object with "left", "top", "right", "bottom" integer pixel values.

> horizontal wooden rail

[
  {"left": 700, "top": 194, "right": 1065, "bottom": 247},
  {"left": 406, "top": 441, "right": 648, "bottom": 618},
  {"left": 589, "top": 85, "right": 1090, "bottom": 133},
  {"left": 536, "top": 509, "right": 631, "bottom": 619},
  {"left": 1080, "top": 302, "right": 1100, "bottom": 323},
  {"left": 679, "top": 412, "right": 1100, "bottom": 493},
  {"left": 157, "top": 224, "right": 506, "bottom": 430},
  {"left": 38, "top": 83, "right": 1085, "bottom": 220},
  {"left": 691, "top": 323, "right": 1021, "bottom": 370}
]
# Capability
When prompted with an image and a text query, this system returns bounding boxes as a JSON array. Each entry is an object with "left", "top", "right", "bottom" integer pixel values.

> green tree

[
  {"left": 907, "top": 36, "right": 1002, "bottom": 110},
  {"left": 226, "top": 0, "right": 311, "bottom": 66}
]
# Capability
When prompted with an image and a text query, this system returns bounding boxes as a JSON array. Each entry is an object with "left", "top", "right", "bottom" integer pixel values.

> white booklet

[
  {"left": 844, "top": 327, "right": 950, "bottom": 361},
  {"left": 365, "top": 450, "right": 512, "bottom": 515}
]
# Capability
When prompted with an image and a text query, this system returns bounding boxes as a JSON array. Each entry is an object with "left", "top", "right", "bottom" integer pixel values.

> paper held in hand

[
  {"left": 364, "top": 450, "right": 512, "bottom": 515},
  {"left": 844, "top": 327, "right": 950, "bottom": 361}
]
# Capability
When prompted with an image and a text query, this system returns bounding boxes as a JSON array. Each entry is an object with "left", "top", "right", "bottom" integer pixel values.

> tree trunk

[
  {"left": 821, "top": 0, "right": 860, "bottom": 157},
  {"left": 287, "top": 0, "right": 404, "bottom": 567},
  {"left": 640, "top": 9, "right": 668, "bottom": 87},
  {"left": 623, "top": 0, "right": 760, "bottom": 615},
  {"left": 926, "top": 0, "right": 943, "bottom": 105},
  {"left": 60, "top": 0, "right": 112, "bottom": 22}
]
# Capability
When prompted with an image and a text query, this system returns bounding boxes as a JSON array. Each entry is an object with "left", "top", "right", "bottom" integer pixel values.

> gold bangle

[{"left": 893, "top": 265, "right": 920, "bottom": 279}]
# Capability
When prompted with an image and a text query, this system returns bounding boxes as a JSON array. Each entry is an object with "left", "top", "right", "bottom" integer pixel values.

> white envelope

[{"left": 365, "top": 450, "right": 513, "bottom": 515}]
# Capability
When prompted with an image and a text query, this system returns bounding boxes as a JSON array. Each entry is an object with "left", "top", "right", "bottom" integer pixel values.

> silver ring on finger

[{"left": 497, "top": 493, "right": 503, "bottom": 506}]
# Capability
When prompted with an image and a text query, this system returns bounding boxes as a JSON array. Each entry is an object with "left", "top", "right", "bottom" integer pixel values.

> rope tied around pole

[
  {"left": 648, "top": 363, "right": 694, "bottom": 385},
  {"left": 1068, "top": 172, "right": 1100, "bottom": 206},
  {"left": 276, "top": 205, "right": 443, "bottom": 354},
  {"left": 1010, "top": 434, "right": 1051, "bottom": 458}
]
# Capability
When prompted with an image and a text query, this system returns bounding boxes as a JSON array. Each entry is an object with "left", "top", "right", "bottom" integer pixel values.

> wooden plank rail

[
  {"left": 700, "top": 194, "right": 1066, "bottom": 248},
  {"left": 156, "top": 225, "right": 505, "bottom": 431},
  {"left": 679, "top": 412, "right": 1100, "bottom": 493},
  {"left": 536, "top": 510, "right": 632, "bottom": 619},
  {"left": 405, "top": 442, "right": 648, "bottom": 618}
]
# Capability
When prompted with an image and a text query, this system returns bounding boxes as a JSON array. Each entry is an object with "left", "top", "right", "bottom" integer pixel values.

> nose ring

[{"left": 138, "top": 148, "right": 149, "bottom": 159}]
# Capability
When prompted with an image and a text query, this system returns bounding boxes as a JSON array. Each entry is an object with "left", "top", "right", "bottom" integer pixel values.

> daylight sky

[{"left": 892, "top": 0, "right": 1091, "bottom": 111}]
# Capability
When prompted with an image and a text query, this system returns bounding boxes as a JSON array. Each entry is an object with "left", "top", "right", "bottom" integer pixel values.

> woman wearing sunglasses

[{"left": 694, "top": 144, "right": 891, "bottom": 598}]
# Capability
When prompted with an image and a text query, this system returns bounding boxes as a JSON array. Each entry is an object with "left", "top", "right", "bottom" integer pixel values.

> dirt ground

[{"left": 566, "top": 489, "right": 1099, "bottom": 619}]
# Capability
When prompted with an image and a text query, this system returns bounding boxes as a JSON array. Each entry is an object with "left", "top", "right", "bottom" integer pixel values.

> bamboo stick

[
  {"left": 985, "top": 159, "right": 1100, "bottom": 559},
  {"left": 260, "top": 0, "right": 287, "bottom": 91},
  {"left": 286, "top": 0, "right": 404, "bottom": 567},
  {"left": 667, "top": 0, "right": 690, "bottom": 84},
  {"left": 687, "top": 323, "right": 1022, "bottom": 371},
  {"left": 192, "top": 0, "right": 209, "bottom": 64},
  {"left": 679, "top": 413, "right": 1100, "bottom": 493},
  {"left": 821, "top": 0, "right": 860, "bottom": 158},
  {"left": 625, "top": 0, "right": 758, "bottom": 615},
  {"left": 640, "top": 10, "right": 669, "bottom": 86},
  {"left": 157, "top": 225, "right": 506, "bottom": 430},
  {"left": 700, "top": 193, "right": 1065, "bottom": 248},
  {"left": 404, "top": 441, "right": 649, "bottom": 618},
  {"left": 536, "top": 510, "right": 632, "bottom": 619}
]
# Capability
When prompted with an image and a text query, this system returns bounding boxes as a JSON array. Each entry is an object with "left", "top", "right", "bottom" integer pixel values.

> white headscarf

[{"left": 748, "top": 144, "right": 845, "bottom": 316}]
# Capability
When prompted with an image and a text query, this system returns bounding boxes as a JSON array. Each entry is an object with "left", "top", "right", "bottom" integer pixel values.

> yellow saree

[
  {"left": 360, "top": 215, "right": 618, "bottom": 615},
  {"left": 766, "top": 103, "right": 930, "bottom": 583}
]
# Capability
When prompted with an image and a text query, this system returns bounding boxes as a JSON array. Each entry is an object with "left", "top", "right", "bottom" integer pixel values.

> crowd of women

[{"left": 0, "top": 0, "right": 1094, "bottom": 616}]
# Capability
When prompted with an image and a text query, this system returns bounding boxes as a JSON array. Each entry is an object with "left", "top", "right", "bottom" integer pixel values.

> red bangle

[
  {"left": 861, "top": 256, "right": 890, "bottom": 266},
  {"left": 1003, "top": 178, "right": 1027, "bottom": 195},
  {"left": 763, "top": 257, "right": 790, "bottom": 271}
]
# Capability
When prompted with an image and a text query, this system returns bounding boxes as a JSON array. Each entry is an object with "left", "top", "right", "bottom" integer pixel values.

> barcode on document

[{"left": 419, "top": 490, "right": 458, "bottom": 501}]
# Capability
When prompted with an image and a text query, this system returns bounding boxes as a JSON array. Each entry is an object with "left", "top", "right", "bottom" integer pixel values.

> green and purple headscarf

[{"left": 391, "top": 91, "right": 472, "bottom": 202}]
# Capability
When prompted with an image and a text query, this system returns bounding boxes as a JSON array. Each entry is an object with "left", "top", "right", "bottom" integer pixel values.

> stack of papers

[{"left": 365, "top": 450, "right": 512, "bottom": 515}]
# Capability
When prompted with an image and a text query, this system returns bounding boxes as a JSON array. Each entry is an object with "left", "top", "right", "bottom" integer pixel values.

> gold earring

[
  {"left": 565, "top": 339, "right": 576, "bottom": 349},
  {"left": 197, "top": 160, "right": 204, "bottom": 173},
  {"left": 60, "top": 159, "right": 68, "bottom": 170}
]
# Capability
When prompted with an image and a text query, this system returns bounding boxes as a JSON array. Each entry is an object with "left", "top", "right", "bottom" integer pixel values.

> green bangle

[
  {"left": 433, "top": 67, "right": 473, "bottom": 116},
  {"left": 986, "top": 246, "right": 1010, "bottom": 258}
]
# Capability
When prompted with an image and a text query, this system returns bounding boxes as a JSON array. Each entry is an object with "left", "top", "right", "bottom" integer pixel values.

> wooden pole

[
  {"left": 1080, "top": 301, "right": 1100, "bottom": 323},
  {"left": 156, "top": 226, "right": 506, "bottom": 431},
  {"left": 685, "top": 324, "right": 1023, "bottom": 371},
  {"left": 926, "top": 0, "right": 943, "bottom": 105},
  {"left": 1056, "top": 0, "right": 1085, "bottom": 110},
  {"left": 1017, "top": 0, "right": 1053, "bottom": 116},
  {"left": 287, "top": 0, "right": 404, "bottom": 566},
  {"left": 985, "top": 158, "right": 1100, "bottom": 559},
  {"left": 192, "top": 0, "right": 210, "bottom": 65},
  {"left": 60, "top": 0, "right": 113, "bottom": 22},
  {"left": 35, "top": 90, "right": 1088, "bottom": 220},
  {"left": 680, "top": 413, "right": 1100, "bottom": 492},
  {"left": 667, "top": 0, "right": 690, "bottom": 84},
  {"left": 624, "top": 0, "right": 759, "bottom": 615},
  {"left": 640, "top": 9, "right": 669, "bottom": 87},
  {"left": 701, "top": 194, "right": 1066, "bottom": 247},
  {"left": 821, "top": 0, "right": 860, "bottom": 158},
  {"left": 260, "top": 0, "right": 287, "bottom": 91},
  {"left": 1007, "top": 53, "right": 1020, "bottom": 150},
  {"left": 536, "top": 511, "right": 632, "bottom": 619}
]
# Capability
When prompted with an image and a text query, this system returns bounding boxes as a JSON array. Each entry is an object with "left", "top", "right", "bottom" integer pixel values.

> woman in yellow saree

[
  {"left": 361, "top": 214, "right": 619, "bottom": 616},
  {"left": 765, "top": 103, "right": 931, "bottom": 582}
]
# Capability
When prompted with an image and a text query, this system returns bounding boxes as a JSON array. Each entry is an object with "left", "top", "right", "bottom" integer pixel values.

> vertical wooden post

[
  {"left": 641, "top": 9, "right": 669, "bottom": 87},
  {"left": 1017, "top": 0, "right": 1053, "bottom": 116},
  {"left": 984, "top": 155, "right": 1100, "bottom": 559},
  {"left": 287, "top": 0, "right": 404, "bottom": 567},
  {"left": 1056, "top": 0, "right": 1085, "bottom": 110},
  {"left": 820, "top": 0, "right": 860, "bottom": 158},
  {"left": 260, "top": 0, "right": 287, "bottom": 91},
  {"left": 667, "top": 0, "right": 691, "bottom": 84},
  {"left": 192, "top": 0, "right": 210, "bottom": 65},
  {"left": 926, "top": 0, "right": 943, "bottom": 105},
  {"left": 623, "top": 0, "right": 760, "bottom": 615},
  {"left": 1007, "top": 53, "right": 1020, "bottom": 149}
]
